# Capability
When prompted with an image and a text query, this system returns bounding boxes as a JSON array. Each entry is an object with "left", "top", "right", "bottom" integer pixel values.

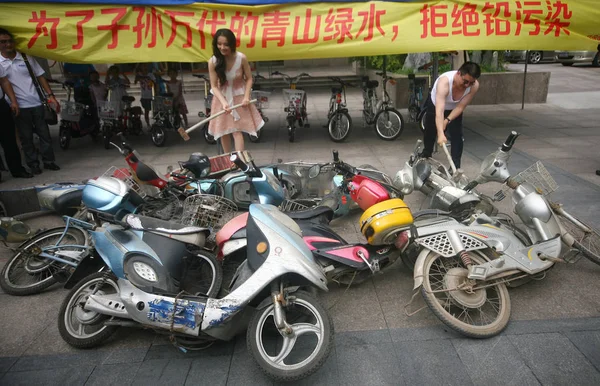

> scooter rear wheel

[
  {"left": 203, "top": 123, "right": 217, "bottom": 145},
  {"left": 247, "top": 290, "right": 334, "bottom": 382},
  {"left": 58, "top": 272, "right": 119, "bottom": 348},
  {"left": 151, "top": 125, "right": 166, "bottom": 147}
]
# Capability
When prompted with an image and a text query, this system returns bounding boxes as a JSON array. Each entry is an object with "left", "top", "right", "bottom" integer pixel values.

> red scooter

[{"left": 216, "top": 151, "right": 413, "bottom": 286}]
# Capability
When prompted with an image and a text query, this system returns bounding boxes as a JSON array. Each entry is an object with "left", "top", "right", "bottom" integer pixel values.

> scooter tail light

[
  {"left": 395, "top": 230, "right": 410, "bottom": 251},
  {"left": 336, "top": 94, "right": 342, "bottom": 104}
]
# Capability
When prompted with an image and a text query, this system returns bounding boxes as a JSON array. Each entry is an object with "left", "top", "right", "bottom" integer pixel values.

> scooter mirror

[
  {"left": 308, "top": 164, "right": 321, "bottom": 179},
  {"left": 166, "top": 165, "right": 174, "bottom": 174}
]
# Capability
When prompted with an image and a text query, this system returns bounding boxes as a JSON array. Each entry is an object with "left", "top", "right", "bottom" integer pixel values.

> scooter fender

[{"left": 412, "top": 248, "right": 434, "bottom": 290}]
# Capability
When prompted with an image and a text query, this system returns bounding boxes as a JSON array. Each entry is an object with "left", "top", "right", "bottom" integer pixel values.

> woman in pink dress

[{"left": 208, "top": 29, "right": 264, "bottom": 153}]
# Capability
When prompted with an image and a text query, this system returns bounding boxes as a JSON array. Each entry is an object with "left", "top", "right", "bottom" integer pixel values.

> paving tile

[
  {"left": 11, "top": 351, "right": 109, "bottom": 372},
  {"left": 1, "top": 366, "right": 94, "bottom": 386},
  {"left": 86, "top": 363, "right": 142, "bottom": 385},
  {"left": 389, "top": 325, "right": 463, "bottom": 342},
  {"left": 453, "top": 336, "right": 539, "bottom": 386},
  {"left": 508, "top": 332, "right": 600, "bottom": 385},
  {"left": 225, "top": 349, "right": 272, "bottom": 386},
  {"left": 504, "top": 317, "right": 600, "bottom": 336},
  {"left": 185, "top": 356, "right": 231, "bottom": 386},
  {"left": 394, "top": 339, "right": 473, "bottom": 386},
  {"left": 0, "top": 357, "right": 17, "bottom": 373},
  {"left": 132, "top": 358, "right": 192, "bottom": 386},
  {"left": 565, "top": 330, "right": 600, "bottom": 373},
  {"left": 102, "top": 347, "right": 150, "bottom": 365},
  {"left": 272, "top": 348, "right": 339, "bottom": 386},
  {"left": 335, "top": 329, "right": 392, "bottom": 347},
  {"left": 336, "top": 343, "right": 402, "bottom": 386}
]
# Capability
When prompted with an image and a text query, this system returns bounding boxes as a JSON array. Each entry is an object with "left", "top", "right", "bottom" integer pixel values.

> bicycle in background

[
  {"left": 359, "top": 71, "right": 404, "bottom": 141},
  {"left": 326, "top": 76, "right": 353, "bottom": 142}
]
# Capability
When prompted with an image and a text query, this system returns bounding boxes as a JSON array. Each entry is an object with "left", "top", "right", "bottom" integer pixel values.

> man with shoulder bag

[{"left": 0, "top": 28, "right": 60, "bottom": 175}]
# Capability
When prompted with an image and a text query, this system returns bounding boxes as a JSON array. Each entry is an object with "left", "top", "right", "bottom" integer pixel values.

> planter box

[{"left": 364, "top": 69, "right": 550, "bottom": 109}]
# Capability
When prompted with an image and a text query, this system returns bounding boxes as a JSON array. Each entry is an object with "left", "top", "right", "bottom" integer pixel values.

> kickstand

[{"left": 404, "top": 290, "right": 427, "bottom": 317}]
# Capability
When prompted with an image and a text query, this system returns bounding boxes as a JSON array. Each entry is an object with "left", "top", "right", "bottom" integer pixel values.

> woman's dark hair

[{"left": 212, "top": 29, "right": 237, "bottom": 86}]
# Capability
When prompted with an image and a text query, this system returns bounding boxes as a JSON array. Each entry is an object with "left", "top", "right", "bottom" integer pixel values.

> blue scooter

[{"left": 57, "top": 186, "right": 334, "bottom": 381}]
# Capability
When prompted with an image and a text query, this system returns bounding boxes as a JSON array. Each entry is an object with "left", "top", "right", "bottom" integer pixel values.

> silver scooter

[{"left": 404, "top": 132, "right": 593, "bottom": 339}]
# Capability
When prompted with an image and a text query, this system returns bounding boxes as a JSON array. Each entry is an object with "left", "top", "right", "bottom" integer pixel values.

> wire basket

[
  {"left": 495, "top": 161, "right": 558, "bottom": 201},
  {"left": 279, "top": 199, "right": 311, "bottom": 212},
  {"left": 153, "top": 96, "right": 173, "bottom": 112},
  {"left": 101, "top": 166, "right": 147, "bottom": 198},
  {"left": 97, "top": 100, "right": 122, "bottom": 120},
  {"left": 137, "top": 195, "right": 183, "bottom": 221},
  {"left": 251, "top": 90, "right": 271, "bottom": 109},
  {"left": 180, "top": 194, "right": 238, "bottom": 232},
  {"left": 60, "top": 100, "right": 85, "bottom": 122},
  {"left": 283, "top": 89, "right": 305, "bottom": 104}
]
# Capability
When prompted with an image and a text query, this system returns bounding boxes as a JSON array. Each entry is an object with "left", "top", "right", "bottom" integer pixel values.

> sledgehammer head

[{"left": 178, "top": 127, "right": 191, "bottom": 141}]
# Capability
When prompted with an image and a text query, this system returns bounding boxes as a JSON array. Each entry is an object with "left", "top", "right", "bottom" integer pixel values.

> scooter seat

[
  {"left": 285, "top": 205, "right": 334, "bottom": 223},
  {"left": 123, "top": 214, "right": 209, "bottom": 247}
]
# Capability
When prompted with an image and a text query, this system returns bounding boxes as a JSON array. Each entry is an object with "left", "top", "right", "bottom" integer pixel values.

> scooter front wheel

[
  {"left": 58, "top": 272, "right": 120, "bottom": 348},
  {"left": 421, "top": 250, "right": 511, "bottom": 338},
  {"left": 59, "top": 126, "right": 71, "bottom": 150},
  {"left": 247, "top": 290, "right": 334, "bottom": 382},
  {"left": 151, "top": 125, "right": 166, "bottom": 147}
]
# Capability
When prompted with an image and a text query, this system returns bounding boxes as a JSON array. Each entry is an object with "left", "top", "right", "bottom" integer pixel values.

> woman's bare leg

[
  {"left": 232, "top": 131, "right": 245, "bottom": 152},
  {"left": 220, "top": 134, "right": 233, "bottom": 153}
]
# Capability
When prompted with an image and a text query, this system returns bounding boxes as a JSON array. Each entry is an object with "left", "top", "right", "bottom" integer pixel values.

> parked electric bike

[
  {"left": 326, "top": 77, "right": 353, "bottom": 142},
  {"left": 57, "top": 81, "right": 100, "bottom": 150},
  {"left": 271, "top": 71, "right": 311, "bottom": 142},
  {"left": 57, "top": 201, "right": 334, "bottom": 382}
]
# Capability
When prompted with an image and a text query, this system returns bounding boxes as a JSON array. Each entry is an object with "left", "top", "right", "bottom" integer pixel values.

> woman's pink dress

[{"left": 208, "top": 52, "right": 264, "bottom": 139}]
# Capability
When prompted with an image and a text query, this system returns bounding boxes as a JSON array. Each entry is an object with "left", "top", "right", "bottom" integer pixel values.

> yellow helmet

[{"left": 359, "top": 199, "right": 414, "bottom": 245}]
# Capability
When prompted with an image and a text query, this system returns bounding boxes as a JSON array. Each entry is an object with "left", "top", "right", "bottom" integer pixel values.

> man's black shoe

[
  {"left": 30, "top": 166, "right": 42, "bottom": 175},
  {"left": 596, "top": 170, "right": 600, "bottom": 176},
  {"left": 12, "top": 170, "right": 33, "bottom": 178},
  {"left": 44, "top": 163, "right": 61, "bottom": 171}
]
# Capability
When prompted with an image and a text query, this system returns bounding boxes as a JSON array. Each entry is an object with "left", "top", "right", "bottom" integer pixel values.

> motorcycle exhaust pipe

[{"left": 85, "top": 294, "right": 131, "bottom": 319}]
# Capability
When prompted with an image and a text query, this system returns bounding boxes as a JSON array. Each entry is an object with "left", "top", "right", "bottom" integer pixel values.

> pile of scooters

[{"left": 0, "top": 131, "right": 598, "bottom": 382}]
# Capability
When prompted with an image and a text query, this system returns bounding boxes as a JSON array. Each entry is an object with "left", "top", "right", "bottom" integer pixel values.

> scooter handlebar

[
  {"left": 230, "top": 153, "right": 247, "bottom": 171},
  {"left": 501, "top": 131, "right": 520, "bottom": 152}
]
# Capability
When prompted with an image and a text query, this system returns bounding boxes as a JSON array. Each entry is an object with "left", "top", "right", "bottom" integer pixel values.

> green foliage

[{"left": 351, "top": 55, "right": 408, "bottom": 74}]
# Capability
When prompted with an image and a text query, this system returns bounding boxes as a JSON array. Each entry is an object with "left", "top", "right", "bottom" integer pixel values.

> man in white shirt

[
  {"left": 0, "top": 28, "right": 60, "bottom": 175},
  {"left": 421, "top": 62, "right": 480, "bottom": 169}
]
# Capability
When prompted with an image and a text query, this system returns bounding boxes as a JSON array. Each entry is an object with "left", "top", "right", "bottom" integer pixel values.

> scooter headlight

[{"left": 133, "top": 261, "right": 158, "bottom": 282}]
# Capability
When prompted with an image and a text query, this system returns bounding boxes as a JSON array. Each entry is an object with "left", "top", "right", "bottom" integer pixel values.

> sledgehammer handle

[{"left": 178, "top": 99, "right": 257, "bottom": 141}]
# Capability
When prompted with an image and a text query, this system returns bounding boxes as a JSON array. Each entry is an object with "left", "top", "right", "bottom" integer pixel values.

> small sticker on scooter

[{"left": 274, "top": 246, "right": 282, "bottom": 256}]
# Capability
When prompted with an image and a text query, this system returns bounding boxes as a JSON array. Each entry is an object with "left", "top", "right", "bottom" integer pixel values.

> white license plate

[{"left": 558, "top": 53, "right": 569, "bottom": 58}]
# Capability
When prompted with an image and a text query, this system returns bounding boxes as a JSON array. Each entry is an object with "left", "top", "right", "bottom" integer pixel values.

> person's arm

[
  {"left": 37, "top": 75, "right": 60, "bottom": 112},
  {"left": 0, "top": 77, "right": 19, "bottom": 116},
  {"left": 208, "top": 60, "right": 230, "bottom": 113},
  {"left": 446, "top": 81, "right": 479, "bottom": 121},
  {"left": 241, "top": 54, "right": 253, "bottom": 106},
  {"left": 434, "top": 77, "right": 449, "bottom": 145},
  {"left": 121, "top": 73, "right": 131, "bottom": 85}
]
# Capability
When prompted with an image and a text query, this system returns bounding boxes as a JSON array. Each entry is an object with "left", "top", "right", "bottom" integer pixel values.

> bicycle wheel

[
  {"left": 555, "top": 210, "right": 600, "bottom": 265},
  {"left": 0, "top": 227, "right": 88, "bottom": 296},
  {"left": 375, "top": 108, "right": 404, "bottom": 141},
  {"left": 328, "top": 111, "right": 352, "bottom": 142}
]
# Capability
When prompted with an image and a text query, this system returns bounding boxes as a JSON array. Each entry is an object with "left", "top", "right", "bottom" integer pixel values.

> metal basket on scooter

[
  {"left": 60, "top": 100, "right": 85, "bottom": 122},
  {"left": 282, "top": 89, "right": 305, "bottom": 111},
  {"left": 180, "top": 194, "right": 238, "bottom": 245},
  {"left": 97, "top": 100, "right": 122, "bottom": 120},
  {"left": 152, "top": 96, "right": 173, "bottom": 113},
  {"left": 251, "top": 90, "right": 271, "bottom": 109},
  {"left": 101, "top": 166, "right": 147, "bottom": 198},
  {"left": 495, "top": 161, "right": 558, "bottom": 201}
]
